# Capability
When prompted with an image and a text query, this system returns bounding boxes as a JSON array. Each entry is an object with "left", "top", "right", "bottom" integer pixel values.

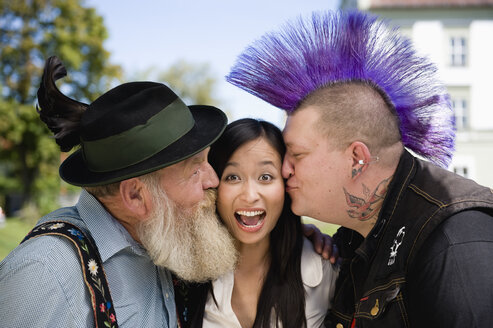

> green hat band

[{"left": 82, "top": 97, "right": 194, "bottom": 172}]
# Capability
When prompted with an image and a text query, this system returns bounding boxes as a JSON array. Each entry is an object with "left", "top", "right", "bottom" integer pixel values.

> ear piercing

[
  {"left": 354, "top": 156, "right": 380, "bottom": 177},
  {"left": 358, "top": 156, "right": 380, "bottom": 165}
]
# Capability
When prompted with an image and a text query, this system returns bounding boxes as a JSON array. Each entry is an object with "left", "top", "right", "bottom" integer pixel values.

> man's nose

[
  {"left": 282, "top": 156, "right": 294, "bottom": 179},
  {"left": 202, "top": 162, "right": 219, "bottom": 189}
]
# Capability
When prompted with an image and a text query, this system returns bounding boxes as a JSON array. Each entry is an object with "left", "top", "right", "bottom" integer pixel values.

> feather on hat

[{"left": 226, "top": 10, "right": 455, "bottom": 167}]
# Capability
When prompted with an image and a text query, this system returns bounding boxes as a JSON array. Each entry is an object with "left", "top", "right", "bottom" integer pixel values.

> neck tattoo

[{"left": 343, "top": 176, "right": 392, "bottom": 222}]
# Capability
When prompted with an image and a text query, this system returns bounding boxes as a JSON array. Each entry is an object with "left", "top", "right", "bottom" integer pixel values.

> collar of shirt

[
  {"left": 353, "top": 150, "right": 416, "bottom": 262},
  {"left": 212, "top": 237, "right": 325, "bottom": 304},
  {"left": 300, "top": 237, "right": 324, "bottom": 287},
  {"left": 76, "top": 189, "right": 146, "bottom": 262},
  {"left": 204, "top": 238, "right": 327, "bottom": 327}
]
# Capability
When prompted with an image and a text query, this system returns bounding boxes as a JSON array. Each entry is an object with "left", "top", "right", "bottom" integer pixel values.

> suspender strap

[
  {"left": 21, "top": 221, "right": 118, "bottom": 328},
  {"left": 173, "top": 275, "right": 209, "bottom": 328}
]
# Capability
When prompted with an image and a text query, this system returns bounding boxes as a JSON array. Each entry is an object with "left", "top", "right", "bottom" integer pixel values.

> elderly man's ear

[
  {"left": 119, "top": 178, "right": 152, "bottom": 219},
  {"left": 349, "top": 141, "right": 372, "bottom": 179}
]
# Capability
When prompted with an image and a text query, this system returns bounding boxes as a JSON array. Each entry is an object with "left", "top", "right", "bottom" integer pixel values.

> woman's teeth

[
  {"left": 235, "top": 210, "right": 265, "bottom": 227},
  {"left": 236, "top": 210, "right": 264, "bottom": 217}
]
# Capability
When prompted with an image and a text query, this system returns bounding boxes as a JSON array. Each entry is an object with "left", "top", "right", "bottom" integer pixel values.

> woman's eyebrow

[
  {"left": 258, "top": 160, "right": 276, "bottom": 167},
  {"left": 223, "top": 161, "right": 240, "bottom": 169}
]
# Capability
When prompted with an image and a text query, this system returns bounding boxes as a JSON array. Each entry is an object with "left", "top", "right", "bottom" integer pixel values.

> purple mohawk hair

[{"left": 226, "top": 10, "right": 455, "bottom": 168}]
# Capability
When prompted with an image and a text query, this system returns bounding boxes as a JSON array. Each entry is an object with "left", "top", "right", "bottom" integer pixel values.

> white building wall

[
  {"left": 454, "top": 131, "right": 493, "bottom": 187},
  {"left": 412, "top": 21, "right": 444, "bottom": 70},
  {"left": 359, "top": 4, "right": 493, "bottom": 187},
  {"left": 469, "top": 20, "right": 493, "bottom": 130}
]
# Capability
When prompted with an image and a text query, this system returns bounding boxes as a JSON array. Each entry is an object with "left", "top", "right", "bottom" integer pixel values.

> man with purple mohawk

[{"left": 227, "top": 10, "right": 493, "bottom": 328}]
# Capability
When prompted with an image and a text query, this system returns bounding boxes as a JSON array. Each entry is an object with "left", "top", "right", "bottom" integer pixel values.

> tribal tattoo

[{"left": 343, "top": 176, "right": 392, "bottom": 221}]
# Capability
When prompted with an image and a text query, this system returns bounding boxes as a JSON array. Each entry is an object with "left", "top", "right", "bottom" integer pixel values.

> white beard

[{"left": 137, "top": 187, "right": 237, "bottom": 282}]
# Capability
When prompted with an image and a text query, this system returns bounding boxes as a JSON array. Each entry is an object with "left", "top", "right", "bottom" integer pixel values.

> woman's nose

[{"left": 240, "top": 181, "right": 260, "bottom": 203}]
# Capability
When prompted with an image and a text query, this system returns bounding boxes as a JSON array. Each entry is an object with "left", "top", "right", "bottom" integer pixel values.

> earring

[{"left": 358, "top": 156, "right": 379, "bottom": 166}]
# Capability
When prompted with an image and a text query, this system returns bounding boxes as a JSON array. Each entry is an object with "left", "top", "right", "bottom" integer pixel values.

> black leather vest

[{"left": 325, "top": 151, "right": 493, "bottom": 328}]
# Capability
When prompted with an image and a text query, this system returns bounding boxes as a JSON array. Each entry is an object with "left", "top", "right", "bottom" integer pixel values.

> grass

[
  {"left": 0, "top": 218, "right": 35, "bottom": 261},
  {"left": 302, "top": 216, "right": 340, "bottom": 237}
]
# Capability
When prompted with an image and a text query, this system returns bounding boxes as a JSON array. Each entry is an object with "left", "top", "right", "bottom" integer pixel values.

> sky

[{"left": 85, "top": 0, "right": 341, "bottom": 128}]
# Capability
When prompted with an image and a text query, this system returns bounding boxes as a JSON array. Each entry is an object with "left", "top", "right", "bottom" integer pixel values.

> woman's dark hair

[{"left": 208, "top": 118, "right": 306, "bottom": 328}]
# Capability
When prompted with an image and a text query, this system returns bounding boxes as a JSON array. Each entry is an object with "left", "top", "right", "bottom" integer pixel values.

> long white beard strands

[{"left": 138, "top": 187, "right": 237, "bottom": 282}]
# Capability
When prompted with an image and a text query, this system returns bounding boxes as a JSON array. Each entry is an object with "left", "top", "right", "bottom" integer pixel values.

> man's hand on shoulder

[{"left": 302, "top": 223, "right": 339, "bottom": 264}]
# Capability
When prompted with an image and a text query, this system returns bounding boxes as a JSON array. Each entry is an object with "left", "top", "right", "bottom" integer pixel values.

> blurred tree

[
  {"left": 0, "top": 0, "right": 121, "bottom": 216},
  {"left": 131, "top": 59, "right": 229, "bottom": 117},
  {"left": 339, "top": 0, "right": 358, "bottom": 9},
  {"left": 155, "top": 60, "right": 222, "bottom": 106}
]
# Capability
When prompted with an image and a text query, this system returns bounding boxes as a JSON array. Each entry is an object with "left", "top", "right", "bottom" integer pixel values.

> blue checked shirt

[{"left": 0, "top": 190, "right": 177, "bottom": 328}]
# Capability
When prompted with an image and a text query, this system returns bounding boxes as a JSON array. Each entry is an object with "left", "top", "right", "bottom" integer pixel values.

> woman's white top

[{"left": 203, "top": 237, "right": 339, "bottom": 328}]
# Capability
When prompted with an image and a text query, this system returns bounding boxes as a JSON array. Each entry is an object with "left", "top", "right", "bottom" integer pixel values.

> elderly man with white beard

[{"left": 0, "top": 56, "right": 237, "bottom": 328}]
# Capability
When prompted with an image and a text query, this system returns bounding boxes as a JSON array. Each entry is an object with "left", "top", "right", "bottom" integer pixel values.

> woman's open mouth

[{"left": 234, "top": 210, "right": 266, "bottom": 232}]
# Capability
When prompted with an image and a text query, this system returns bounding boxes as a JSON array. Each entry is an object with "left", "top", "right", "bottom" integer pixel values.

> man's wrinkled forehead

[
  {"left": 185, "top": 148, "right": 211, "bottom": 170},
  {"left": 166, "top": 147, "right": 210, "bottom": 170}
]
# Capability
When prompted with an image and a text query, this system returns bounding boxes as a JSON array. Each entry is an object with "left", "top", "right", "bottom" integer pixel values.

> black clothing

[
  {"left": 326, "top": 150, "right": 493, "bottom": 328},
  {"left": 174, "top": 277, "right": 209, "bottom": 328},
  {"left": 407, "top": 210, "right": 493, "bottom": 327}
]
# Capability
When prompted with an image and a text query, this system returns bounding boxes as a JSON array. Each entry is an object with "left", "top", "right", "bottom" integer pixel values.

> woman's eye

[
  {"left": 259, "top": 174, "right": 273, "bottom": 181},
  {"left": 224, "top": 175, "right": 240, "bottom": 182}
]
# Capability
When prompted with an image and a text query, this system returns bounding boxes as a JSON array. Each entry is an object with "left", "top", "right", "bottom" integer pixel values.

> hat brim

[{"left": 60, "top": 105, "right": 227, "bottom": 187}]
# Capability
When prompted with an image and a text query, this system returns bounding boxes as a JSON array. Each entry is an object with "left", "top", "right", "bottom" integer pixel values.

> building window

[
  {"left": 450, "top": 36, "right": 467, "bottom": 67},
  {"left": 453, "top": 166, "right": 469, "bottom": 179},
  {"left": 452, "top": 98, "right": 468, "bottom": 130},
  {"left": 447, "top": 86, "right": 470, "bottom": 130},
  {"left": 450, "top": 155, "right": 475, "bottom": 181}
]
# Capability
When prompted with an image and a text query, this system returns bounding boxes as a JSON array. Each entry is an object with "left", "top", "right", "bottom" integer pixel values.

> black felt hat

[
  {"left": 37, "top": 58, "right": 227, "bottom": 187},
  {"left": 63, "top": 82, "right": 227, "bottom": 186}
]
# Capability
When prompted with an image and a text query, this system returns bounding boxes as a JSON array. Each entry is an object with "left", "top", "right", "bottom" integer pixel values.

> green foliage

[
  {"left": 0, "top": 96, "right": 59, "bottom": 214},
  {"left": 0, "top": 0, "right": 121, "bottom": 215}
]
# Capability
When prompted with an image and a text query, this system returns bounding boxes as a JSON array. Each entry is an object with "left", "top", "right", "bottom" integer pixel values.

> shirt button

[
  {"left": 165, "top": 293, "right": 169, "bottom": 299},
  {"left": 336, "top": 324, "right": 344, "bottom": 328}
]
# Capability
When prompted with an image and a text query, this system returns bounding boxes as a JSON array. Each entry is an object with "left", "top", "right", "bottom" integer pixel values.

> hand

[{"left": 303, "top": 223, "right": 339, "bottom": 264}]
